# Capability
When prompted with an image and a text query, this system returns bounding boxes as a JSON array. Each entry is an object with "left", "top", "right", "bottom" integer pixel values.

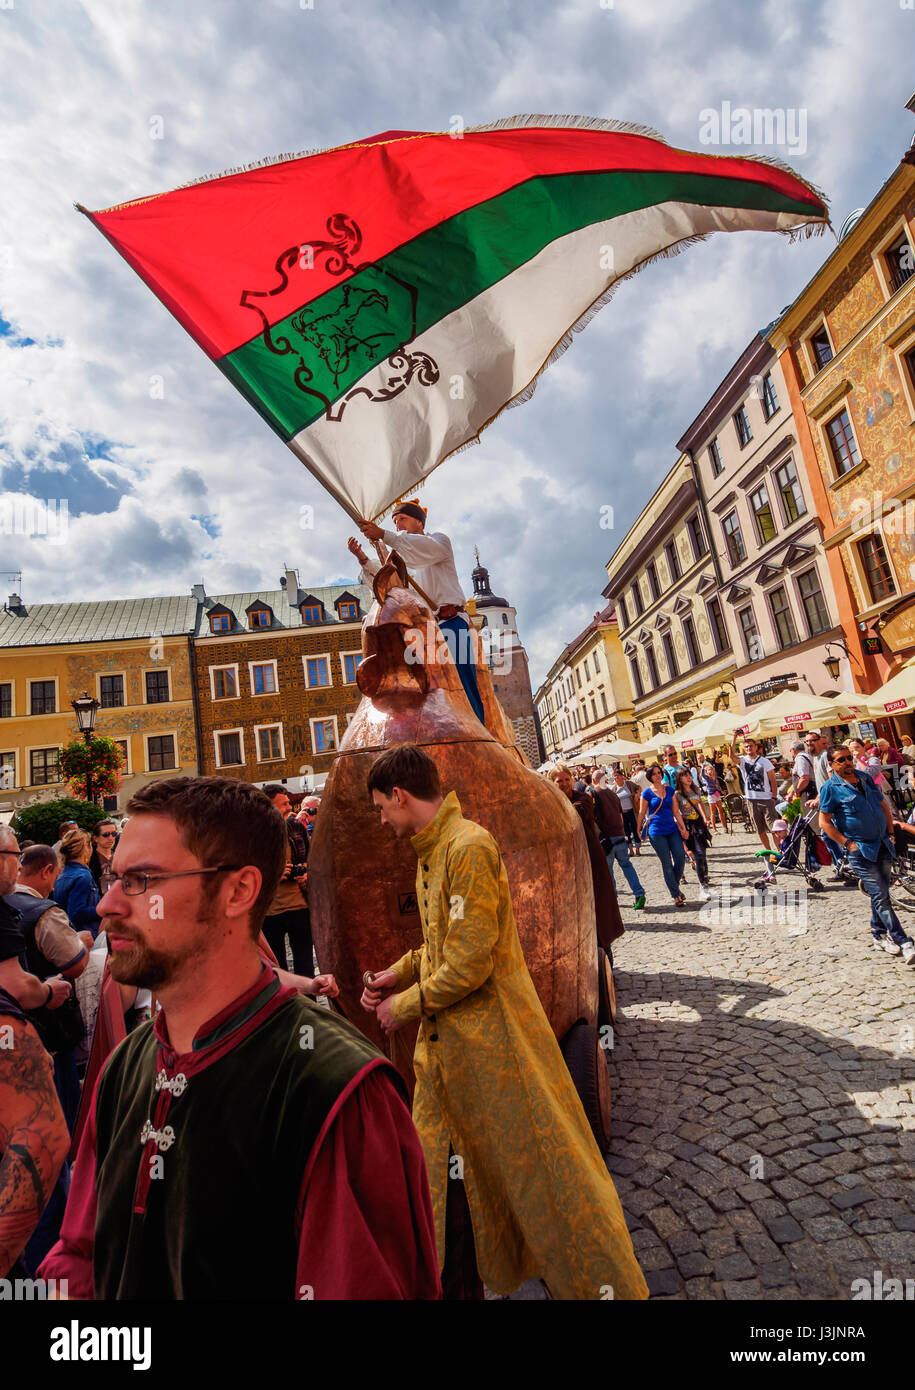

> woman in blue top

[
  {"left": 637, "top": 763, "right": 691, "bottom": 906},
  {"left": 53, "top": 827, "right": 101, "bottom": 937}
]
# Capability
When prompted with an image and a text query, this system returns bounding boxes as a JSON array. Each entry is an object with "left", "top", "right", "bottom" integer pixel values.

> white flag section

[{"left": 287, "top": 200, "right": 819, "bottom": 521}]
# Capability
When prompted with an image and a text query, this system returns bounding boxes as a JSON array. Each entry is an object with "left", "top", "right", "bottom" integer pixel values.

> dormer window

[
  {"left": 210, "top": 613, "right": 230, "bottom": 633},
  {"left": 338, "top": 601, "right": 358, "bottom": 620},
  {"left": 248, "top": 608, "right": 271, "bottom": 629},
  {"left": 335, "top": 592, "right": 360, "bottom": 622}
]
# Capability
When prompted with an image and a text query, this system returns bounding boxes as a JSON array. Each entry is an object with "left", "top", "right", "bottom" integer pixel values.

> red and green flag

[{"left": 79, "top": 117, "right": 827, "bottom": 520}]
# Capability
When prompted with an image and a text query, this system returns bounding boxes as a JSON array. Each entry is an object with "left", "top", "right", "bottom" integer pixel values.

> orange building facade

[{"left": 769, "top": 155, "right": 915, "bottom": 735}]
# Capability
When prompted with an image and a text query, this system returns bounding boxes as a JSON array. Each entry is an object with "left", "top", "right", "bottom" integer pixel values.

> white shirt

[
  {"left": 738, "top": 754, "right": 775, "bottom": 801},
  {"left": 360, "top": 530, "right": 465, "bottom": 613},
  {"left": 630, "top": 770, "right": 650, "bottom": 793},
  {"left": 792, "top": 751, "right": 814, "bottom": 787}
]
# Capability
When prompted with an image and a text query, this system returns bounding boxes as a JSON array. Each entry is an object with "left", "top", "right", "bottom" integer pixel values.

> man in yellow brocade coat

[{"left": 361, "top": 743, "right": 647, "bottom": 1301}]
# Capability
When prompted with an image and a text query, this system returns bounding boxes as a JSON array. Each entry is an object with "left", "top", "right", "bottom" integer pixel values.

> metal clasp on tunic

[
  {"left": 154, "top": 1069, "right": 187, "bottom": 1096},
  {"left": 140, "top": 1120, "right": 176, "bottom": 1151}
]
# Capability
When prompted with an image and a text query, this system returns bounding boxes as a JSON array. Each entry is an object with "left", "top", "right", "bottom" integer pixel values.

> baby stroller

[{"left": 752, "top": 805, "right": 826, "bottom": 893}]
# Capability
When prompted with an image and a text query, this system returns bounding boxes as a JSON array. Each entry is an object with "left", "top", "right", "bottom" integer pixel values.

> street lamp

[{"left": 71, "top": 691, "right": 100, "bottom": 804}]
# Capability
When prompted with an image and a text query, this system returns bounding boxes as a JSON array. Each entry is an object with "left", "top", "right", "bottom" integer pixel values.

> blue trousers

[
  {"left": 848, "top": 846, "right": 913, "bottom": 947},
  {"left": 605, "top": 838, "right": 644, "bottom": 897},
  {"left": 439, "top": 614, "right": 486, "bottom": 725},
  {"left": 649, "top": 830, "right": 687, "bottom": 900}
]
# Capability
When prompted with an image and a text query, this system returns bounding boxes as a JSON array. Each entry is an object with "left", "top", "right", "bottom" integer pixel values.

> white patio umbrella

[
  {"left": 860, "top": 658, "right": 915, "bottom": 719},
  {"left": 741, "top": 689, "right": 857, "bottom": 737},
  {"left": 584, "top": 738, "right": 650, "bottom": 760},
  {"left": 674, "top": 709, "right": 746, "bottom": 749}
]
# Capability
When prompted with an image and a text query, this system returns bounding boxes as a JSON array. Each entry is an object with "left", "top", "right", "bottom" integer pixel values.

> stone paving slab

[{"left": 603, "top": 828, "right": 915, "bottom": 1301}]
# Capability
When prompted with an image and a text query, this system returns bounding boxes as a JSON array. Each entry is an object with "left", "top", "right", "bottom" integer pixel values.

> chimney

[
  {"left": 7, "top": 594, "right": 23, "bottom": 613},
  {"left": 191, "top": 582, "right": 206, "bottom": 601},
  {"left": 283, "top": 567, "right": 299, "bottom": 600}
]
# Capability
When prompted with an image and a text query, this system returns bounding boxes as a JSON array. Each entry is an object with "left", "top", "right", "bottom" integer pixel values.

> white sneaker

[
  {"left": 699, "top": 886, "right": 712, "bottom": 902},
  {"left": 902, "top": 942, "right": 915, "bottom": 966},
  {"left": 874, "top": 934, "right": 903, "bottom": 956}
]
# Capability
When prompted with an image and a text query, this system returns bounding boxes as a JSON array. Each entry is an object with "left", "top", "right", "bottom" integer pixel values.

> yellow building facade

[
  {"left": 0, "top": 595, "right": 198, "bottom": 813},
  {"left": 603, "top": 456, "right": 737, "bottom": 744}
]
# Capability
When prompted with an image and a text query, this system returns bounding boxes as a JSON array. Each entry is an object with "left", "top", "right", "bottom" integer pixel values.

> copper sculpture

[{"left": 308, "top": 553, "right": 612, "bottom": 1144}]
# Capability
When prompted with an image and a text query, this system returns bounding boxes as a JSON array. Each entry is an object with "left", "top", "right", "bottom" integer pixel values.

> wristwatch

[{"left": 45, "top": 982, "right": 54, "bottom": 1006}]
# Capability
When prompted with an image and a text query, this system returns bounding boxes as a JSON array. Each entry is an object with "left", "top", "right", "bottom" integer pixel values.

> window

[
  {"left": 884, "top": 233, "right": 914, "bottom": 294},
  {"left": 590, "top": 697, "right": 597, "bottom": 723},
  {"left": 250, "top": 662, "right": 277, "bottom": 695},
  {"left": 734, "top": 404, "right": 753, "bottom": 447},
  {"left": 707, "top": 598, "right": 729, "bottom": 654},
  {"left": 249, "top": 609, "right": 270, "bottom": 629},
  {"left": 662, "top": 631, "right": 678, "bottom": 680},
  {"left": 338, "top": 600, "right": 358, "bottom": 621},
  {"left": 147, "top": 735, "right": 176, "bottom": 771},
  {"left": 256, "top": 726, "right": 283, "bottom": 761},
  {"left": 30, "top": 747, "right": 59, "bottom": 785},
  {"left": 809, "top": 325, "right": 833, "bottom": 370},
  {"left": 797, "top": 568, "right": 831, "bottom": 636},
  {"left": 645, "top": 644, "right": 660, "bottom": 689},
  {"left": 774, "top": 458, "right": 806, "bottom": 524},
  {"left": 312, "top": 718, "right": 337, "bottom": 753},
  {"left": 647, "top": 561, "right": 661, "bottom": 602},
  {"left": 593, "top": 648, "right": 601, "bottom": 671},
  {"left": 687, "top": 513, "right": 707, "bottom": 561},
  {"left": 631, "top": 583, "right": 643, "bottom": 617},
  {"left": 342, "top": 652, "right": 363, "bottom": 684},
  {"left": 305, "top": 657, "right": 330, "bottom": 688},
  {"left": 761, "top": 371, "right": 780, "bottom": 420},
  {"left": 768, "top": 585, "right": 798, "bottom": 647},
  {"left": 749, "top": 485, "right": 777, "bottom": 545},
  {"left": 99, "top": 675, "right": 124, "bottom": 708},
  {"left": 905, "top": 346, "right": 915, "bottom": 397},
  {"left": 0, "top": 683, "right": 11, "bottom": 718},
  {"left": 113, "top": 739, "right": 129, "bottom": 772},
  {"left": 825, "top": 408, "right": 861, "bottom": 476},
  {"left": 738, "top": 606, "right": 763, "bottom": 662},
  {"left": 301, "top": 605, "right": 322, "bottom": 624},
  {"left": 683, "top": 615, "right": 701, "bottom": 667},
  {"left": 617, "top": 594, "right": 628, "bottom": 629},
  {"left": 629, "top": 659, "right": 644, "bottom": 699},
  {"left": 211, "top": 667, "right": 238, "bottom": 700},
  {"left": 576, "top": 669, "right": 582, "bottom": 689},
  {"left": 210, "top": 613, "right": 230, "bottom": 633},
  {"left": 145, "top": 670, "right": 170, "bottom": 703},
  {"left": 709, "top": 437, "right": 724, "bottom": 476},
  {"left": 722, "top": 511, "right": 747, "bottom": 566},
  {"left": 217, "top": 731, "right": 243, "bottom": 766},
  {"left": 0, "top": 752, "right": 15, "bottom": 790},
  {"left": 664, "top": 540, "right": 681, "bottom": 583},
  {"left": 858, "top": 534, "right": 896, "bottom": 604},
  {"left": 30, "top": 681, "right": 56, "bottom": 715}
]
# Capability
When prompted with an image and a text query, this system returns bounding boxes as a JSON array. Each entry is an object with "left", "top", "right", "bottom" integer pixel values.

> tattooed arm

[{"left": 0, "top": 1015, "right": 69, "bottom": 1277}]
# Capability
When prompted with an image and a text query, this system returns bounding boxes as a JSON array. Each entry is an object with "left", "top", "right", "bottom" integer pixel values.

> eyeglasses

[
  {"left": 101, "top": 865, "right": 241, "bottom": 896},
  {"left": 0, "top": 849, "right": 23, "bottom": 860},
  {"left": 303, "top": 808, "right": 317, "bottom": 816},
  {"left": 97, "top": 831, "right": 117, "bottom": 838},
  {"left": 832, "top": 755, "right": 853, "bottom": 764}
]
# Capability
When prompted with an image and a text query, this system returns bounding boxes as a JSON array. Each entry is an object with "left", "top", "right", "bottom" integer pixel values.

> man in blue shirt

[
  {"left": 661, "top": 747, "right": 686, "bottom": 789},
  {"left": 819, "top": 744, "right": 915, "bottom": 964}
]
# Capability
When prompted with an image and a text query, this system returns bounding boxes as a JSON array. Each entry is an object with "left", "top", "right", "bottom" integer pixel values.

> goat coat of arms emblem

[{"left": 239, "top": 213, "right": 439, "bottom": 422}]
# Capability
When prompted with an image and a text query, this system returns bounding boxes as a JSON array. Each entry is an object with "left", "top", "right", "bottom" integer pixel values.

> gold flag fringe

[{"left": 80, "top": 114, "right": 829, "bottom": 220}]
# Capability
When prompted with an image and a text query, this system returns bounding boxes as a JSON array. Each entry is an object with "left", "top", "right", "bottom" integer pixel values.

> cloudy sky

[{"left": 1, "top": 0, "right": 912, "bottom": 687}]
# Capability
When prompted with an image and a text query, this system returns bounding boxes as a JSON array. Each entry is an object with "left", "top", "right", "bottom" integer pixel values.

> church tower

[{"left": 467, "top": 549, "right": 539, "bottom": 764}]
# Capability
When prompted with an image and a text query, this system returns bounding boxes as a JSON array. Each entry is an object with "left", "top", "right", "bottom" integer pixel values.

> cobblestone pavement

[{"left": 605, "top": 827, "right": 915, "bottom": 1300}]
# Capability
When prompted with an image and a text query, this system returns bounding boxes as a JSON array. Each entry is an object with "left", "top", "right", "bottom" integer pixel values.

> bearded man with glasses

[
  {"left": 40, "top": 776, "right": 440, "bottom": 1300},
  {"left": 819, "top": 744, "right": 915, "bottom": 965}
]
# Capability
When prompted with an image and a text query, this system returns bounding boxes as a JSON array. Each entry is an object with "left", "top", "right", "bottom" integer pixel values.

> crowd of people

[
  {"left": 543, "top": 726, "right": 915, "bottom": 966},
  {"left": 0, "top": 753, "right": 651, "bottom": 1302}
]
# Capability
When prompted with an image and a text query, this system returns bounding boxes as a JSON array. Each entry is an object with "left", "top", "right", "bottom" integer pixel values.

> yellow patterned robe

[{"left": 386, "top": 791, "right": 648, "bottom": 1300}]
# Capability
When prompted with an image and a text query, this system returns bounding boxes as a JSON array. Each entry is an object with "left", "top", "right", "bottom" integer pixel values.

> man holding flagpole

[{"left": 347, "top": 501, "right": 487, "bottom": 725}]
